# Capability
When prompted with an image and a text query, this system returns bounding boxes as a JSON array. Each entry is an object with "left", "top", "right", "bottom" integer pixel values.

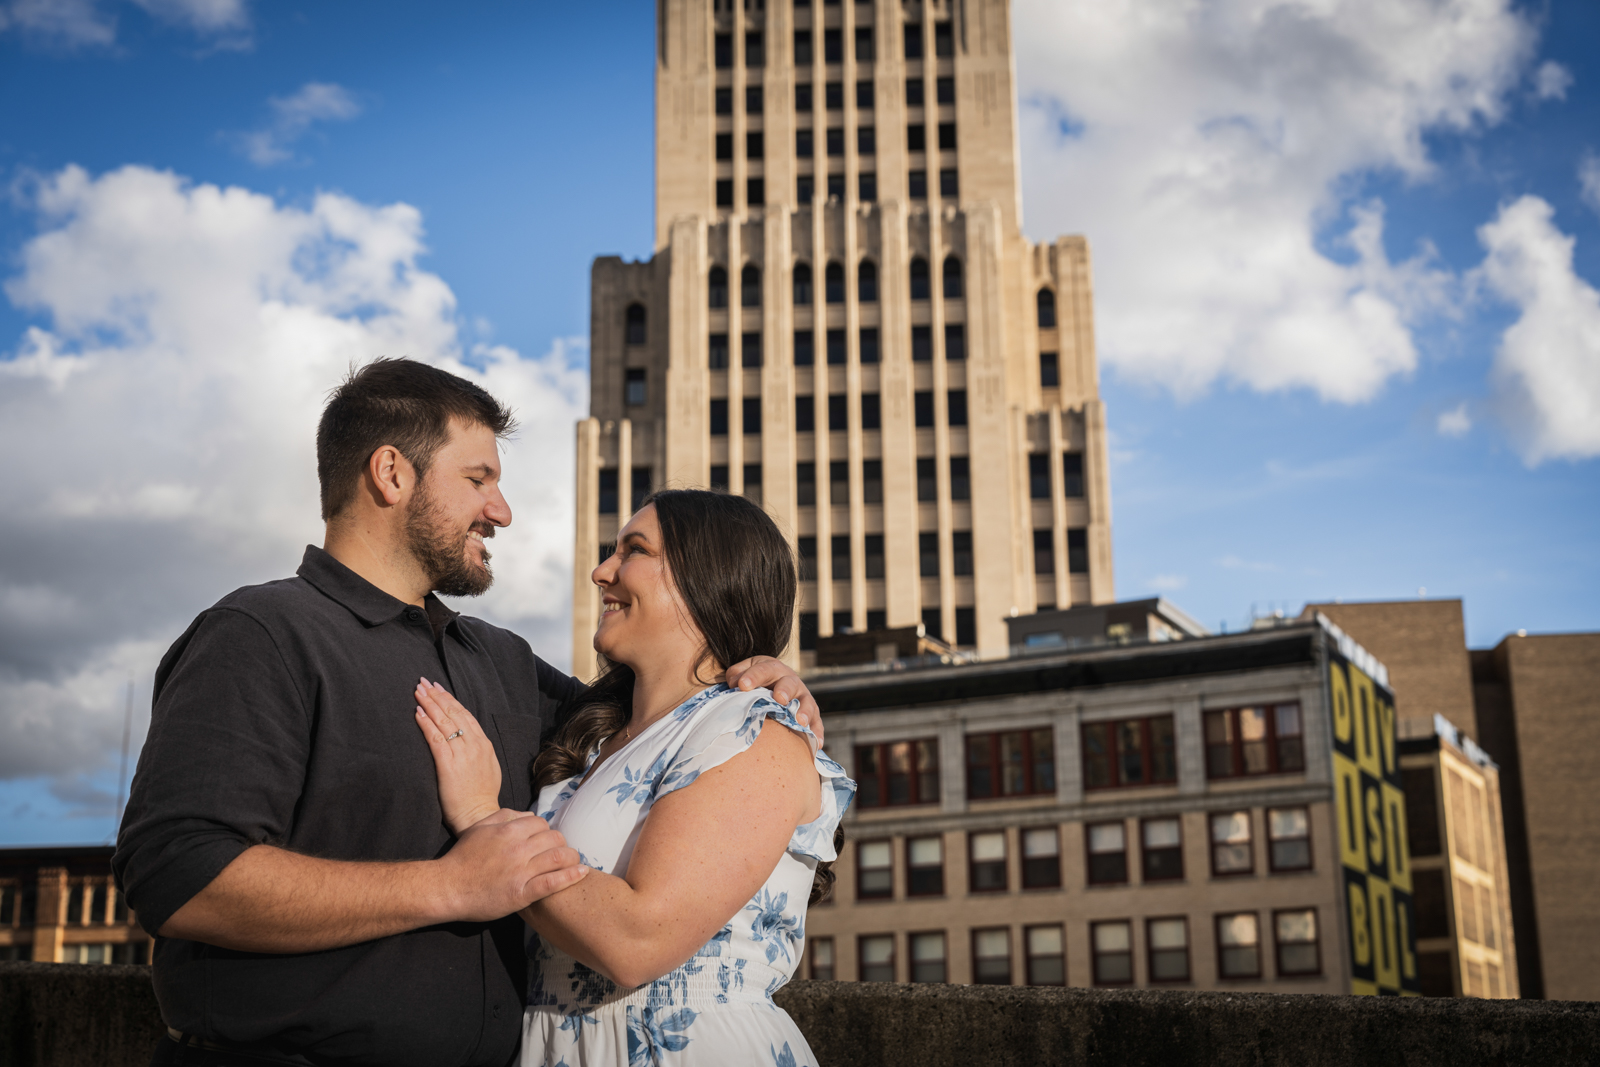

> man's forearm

[{"left": 159, "top": 845, "right": 454, "bottom": 953}]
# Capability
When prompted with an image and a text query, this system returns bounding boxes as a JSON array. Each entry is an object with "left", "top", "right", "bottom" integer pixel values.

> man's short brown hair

[{"left": 316, "top": 358, "right": 515, "bottom": 521}]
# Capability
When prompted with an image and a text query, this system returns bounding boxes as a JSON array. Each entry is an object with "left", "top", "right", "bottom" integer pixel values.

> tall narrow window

[
  {"left": 1040, "top": 351, "right": 1059, "bottom": 388},
  {"left": 1217, "top": 913, "right": 1261, "bottom": 979},
  {"left": 796, "top": 461, "right": 816, "bottom": 504},
  {"left": 827, "top": 173, "right": 845, "bottom": 200},
  {"left": 624, "top": 368, "right": 647, "bottom": 407},
  {"left": 955, "top": 607, "right": 976, "bottom": 646},
  {"left": 1037, "top": 288, "right": 1057, "bottom": 328},
  {"left": 825, "top": 262, "right": 845, "bottom": 303},
  {"left": 796, "top": 81, "right": 814, "bottom": 111},
  {"left": 709, "top": 267, "right": 728, "bottom": 309},
  {"left": 1210, "top": 811, "right": 1254, "bottom": 876},
  {"left": 825, "top": 329, "right": 847, "bottom": 366},
  {"left": 916, "top": 457, "right": 937, "bottom": 501},
  {"left": 857, "top": 125, "right": 876, "bottom": 155},
  {"left": 918, "top": 532, "right": 938, "bottom": 577},
  {"left": 745, "top": 30, "right": 764, "bottom": 67},
  {"left": 742, "top": 463, "right": 762, "bottom": 505},
  {"left": 909, "top": 169, "right": 928, "bottom": 199},
  {"left": 908, "top": 123, "right": 926, "bottom": 151},
  {"left": 794, "top": 330, "right": 815, "bottom": 367},
  {"left": 742, "top": 396, "right": 761, "bottom": 434},
  {"left": 933, "top": 20, "right": 953, "bottom": 57},
  {"left": 1148, "top": 918, "right": 1190, "bottom": 982},
  {"left": 745, "top": 84, "right": 763, "bottom": 114},
  {"left": 1086, "top": 822, "right": 1128, "bottom": 885},
  {"left": 939, "top": 167, "right": 959, "bottom": 198},
  {"left": 809, "top": 937, "right": 834, "bottom": 980},
  {"left": 951, "top": 530, "right": 972, "bottom": 575},
  {"left": 903, "top": 22, "right": 923, "bottom": 59},
  {"left": 907, "top": 836, "right": 944, "bottom": 896},
  {"left": 1091, "top": 921, "right": 1134, "bottom": 985},
  {"left": 936, "top": 75, "right": 955, "bottom": 104},
  {"left": 1022, "top": 827, "right": 1062, "bottom": 889},
  {"left": 859, "top": 328, "right": 880, "bottom": 364},
  {"left": 969, "top": 831, "right": 1007, "bottom": 892},
  {"left": 1034, "top": 530, "right": 1055, "bottom": 575},
  {"left": 825, "top": 81, "right": 843, "bottom": 110},
  {"left": 937, "top": 122, "right": 957, "bottom": 150},
  {"left": 796, "top": 128, "right": 814, "bottom": 158},
  {"left": 631, "top": 467, "right": 651, "bottom": 511},
  {"left": 746, "top": 131, "right": 764, "bottom": 160},
  {"left": 717, "top": 132, "right": 733, "bottom": 160},
  {"left": 797, "top": 536, "right": 817, "bottom": 581},
  {"left": 910, "top": 257, "right": 930, "bottom": 300},
  {"left": 708, "top": 332, "right": 729, "bottom": 369},
  {"left": 1274, "top": 909, "right": 1320, "bottom": 976},
  {"left": 859, "top": 172, "right": 877, "bottom": 203},
  {"left": 972, "top": 929, "right": 1011, "bottom": 984},
  {"left": 942, "top": 256, "right": 963, "bottom": 298},
  {"left": 709, "top": 465, "right": 729, "bottom": 491},
  {"left": 625, "top": 303, "right": 646, "bottom": 345},
  {"left": 741, "top": 332, "right": 762, "bottom": 368},
  {"left": 794, "top": 263, "right": 813, "bottom": 305},
  {"left": 863, "top": 531, "right": 884, "bottom": 576},
  {"left": 597, "top": 470, "right": 618, "bottom": 515},
  {"left": 946, "top": 389, "right": 967, "bottom": 426},
  {"left": 716, "top": 179, "right": 734, "bottom": 207},
  {"left": 856, "top": 841, "right": 892, "bottom": 899},
  {"left": 914, "top": 390, "right": 934, "bottom": 427},
  {"left": 862, "top": 458, "right": 882, "bottom": 501},
  {"left": 1141, "top": 817, "right": 1184, "bottom": 882},
  {"left": 741, "top": 264, "right": 761, "bottom": 307},
  {"left": 826, "top": 127, "right": 844, "bottom": 155},
  {"left": 715, "top": 32, "right": 733, "bottom": 68},
  {"left": 858, "top": 260, "right": 878, "bottom": 302},
  {"left": 906, "top": 77, "right": 925, "bottom": 106},
  {"left": 858, "top": 935, "right": 895, "bottom": 980},
  {"left": 828, "top": 393, "right": 847, "bottom": 431},
  {"left": 949, "top": 456, "right": 970, "bottom": 500},
  {"left": 944, "top": 323, "right": 966, "bottom": 360},
  {"left": 824, "top": 28, "right": 842, "bottom": 63},
  {"left": 854, "top": 740, "right": 940, "bottom": 807},
  {"left": 794, "top": 30, "right": 813, "bottom": 65},
  {"left": 855, "top": 26, "right": 874, "bottom": 61},
  {"left": 1062, "top": 452, "right": 1084, "bottom": 496},
  {"left": 1268, "top": 807, "right": 1313, "bottom": 872},
  {"left": 1029, "top": 454, "right": 1050, "bottom": 499},
  {"left": 1026, "top": 925, "right": 1066, "bottom": 985},
  {"left": 709, "top": 398, "right": 729, "bottom": 436},
  {"left": 831, "top": 532, "right": 850, "bottom": 577},
  {"left": 795, "top": 395, "right": 814, "bottom": 432},
  {"left": 746, "top": 177, "right": 765, "bottom": 205},
  {"left": 921, "top": 607, "right": 942, "bottom": 640},
  {"left": 716, "top": 87, "right": 733, "bottom": 115},
  {"left": 1067, "top": 527, "right": 1088, "bottom": 573},
  {"left": 856, "top": 79, "right": 874, "bottom": 109},
  {"left": 797, "top": 175, "right": 814, "bottom": 203},
  {"left": 829, "top": 460, "right": 848, "bottom": 503},
  {"left": 910, "top": 932, "right": 946, "bottom": 982}
]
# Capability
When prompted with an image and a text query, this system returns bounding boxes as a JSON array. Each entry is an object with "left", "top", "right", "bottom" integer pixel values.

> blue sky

[{"left": 0, "top": 0, "right": 1596, "bottom": 844}]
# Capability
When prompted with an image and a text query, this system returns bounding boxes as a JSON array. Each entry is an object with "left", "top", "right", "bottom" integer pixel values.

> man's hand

[
  {"left": 724, "top": 655, "right": 825, "bottom": 747},
  {"left": 437, "top": 812, "right": 589, "bottom": 921}
]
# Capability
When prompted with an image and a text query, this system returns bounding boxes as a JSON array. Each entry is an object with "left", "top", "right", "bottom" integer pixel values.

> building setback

[
  {"left": 573, "top": 0, "right": 1114, "bottom": 676},
  {"left": 801, "top": 616, "right": 1420, "bottom": 996}
]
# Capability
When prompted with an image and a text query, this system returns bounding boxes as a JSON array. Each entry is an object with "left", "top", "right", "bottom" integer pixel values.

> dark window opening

[
  {"left": 1062, "top": 452, "right": 1084, "bottom": 497},
  {"left": 919, "top": 533, "right": 939, "bottom": 577},
  {"left": 794, "top": 330, "right": 815, "bottom": 367},
  {"left": 798, "top": 536, "right": 817, "bottom": 581},
  {"left": 709, "top": 266, "right": 728, "bottom": 308},
  {"left": 829, "top": 459, "right": 848, "bottom": 504},
  {"left": 939, "top": 167, "right": 959, "bottom": 198},
  {"left": 1067, "top": 527, "right": 1088, "bottom": 573},
  {"left": 742, "top": 395, "right": 762, "bottom": 434},
  {"left": 715, "top": 32, "right": 733, "bottom": 68},
  {"left": 933, "top": 21, "right": 953, "bottom": 57},
  {"left": 797, "top": 128, "right": 814, "bottom": 158},
  {"left": 858, "top": 260, "right": 878, "bottom": 302},
  {"left": 1082, "top": 716, "right": 1177, "bottom": 790},
  {"left": 1028, "top": 453, "right": 1050, "bottom": 499},
  {"left": 1037, "top": 288, "right": 1057, "bottom": 328},
  {"left": 709, "top": 464, "right": 729, "bottom": 492},
  {"left": 917, "top": 457, "right": 936, "bottom": 501},
  {"left": 854, "top": 26, "right": 874, "bottom": 61},
  {"left": 716, "top": 132, "right": 734, "bottom": 160},
  {"left": 747, "top": 131, "right": 765, "bottom": 159},
  {"left": 717, "top": 178, "right": 734, "bottom": 207},
  {"left": 903, "top": 22, "right": 923, "bottom": 59},
  {"left": 796, "top": 460, "right": 816, "bottom": 505},
  {"left": 824, "top": 28, "right": 842, "bottom": 63},
  {"left": 938, "top": 122, "right": 956, "bottom": 150},
  {"left": 715, "top": 87, "right": 733, "bottom": 115},
  {"left": 921, "top": 606, "right": 943, "bottom": 641},
  {"left": 860, "top": 392, "right": 882, "bottom": 431},
  {"left": 631, "top": 467, "right": 652, "bottom": 512},
  {"left": 1040, "top": 351, "right": 1059, "bottom": 388},
  {"left": 949, "top": 456, "right": 970, "bottom": 500},
  {"left": 912, "top": 325, "right": 932, "bottom": 361},
  {"left": 943, "top": 256, "right": 963, "bottom": 298},
  {"left": 741, "top": 264, "right": 762, "bottom": 306},
  {"left": 859, "top": 328, "right": 880, "bottom": 365},
  {"left": 1033, "top": 529, "right": 1054, "bottom": 575},
  {"left": 827, "top": 173, "right": 845, "bottom": 199},
  {"left": 936, "top": 75, "right": 955, "bottom": 104},
  {"left": 952, "top": 531, "right": 973, "bottom": 576},
  {"left": 954, "top": 607, "right": 975, "bottom": 649},
  {"left": 910, "top": 257, "right": 930, "bottom": 300},
  {"left": 864, "top": 531, "right": 884, "bottom": 577},
  {"left": 1404, "top": 767, "right": 1441, "bottom": 857},
  {"left": 854, "top": 739, "right": 940, "bottom": 808},
  {"left": 857, "top": 125, "right": 876, "bottom": 155},
  {"left": 625, "top": 303, "right": 647, "bottom": 346},
  {"left": 907, "top": 123, "right": 926, "bottom": 152},
  {"left": 598, "top": 469, "right": 618, "bottom": 515},
  {"left": 825, "top": 262, "right": 845, "bottom": 303},
  {"left": 909, "top": 169, "right": 928, "bottom": 199},
  {"left": 745, "top": 30, "right": 764, "bottom": 67},
  {"left": 906, "top": 78, "right": 925, "bottom": 106},
  {"left": 745, "top": 85, "right": 763, "bottom": 114},
  {"left": 914, "top": 390, "right": 934, "bottom": 427},
  {"left": 827, "top": 127, "right": 844, "bottom": 156},
  {"left": 747, "top": 177, "right": 765, "bottom": 205},
  {"left": 967, "top": 729, "right": 1055, "bottom": 799},
  {"left": 794, "top": 263, "right": 814, "bottom": 306},
  {"left": 945, "top": 323, "right": 966, "bottom": 360},
  {"left": 856, "top": 80, "right": 874, "bottom": 109},
  {"left": 825, "top": 81, "right": 843, "bottom": 110},
  {"left": 826, "top": 328, "right": 846, "bottom": 365},
  {"left": 796, "top": 81, "right": 814, "bottom": 111},
  {"left": 742, "top": 463, "right": 762, "bottom": 505},
  {"left": 828, "top": 393, "right": 848, "bottom": 431},
  {"left": 946, "top": 389, "right": 967, "bottom": 426},
  {"left": 831, "top": 532, "right": 850, "bottom": 577},
  {"left": 708, "top": 332, "right": 729, "bottom": 369},
  {"left": 709, "top": 398, "right": 728, "bottom": 436},
  {"left": 625, "top": 367, "right": 647, "bottom": 407},
  {"left": 859, "top": 172, "right": 877, "bottom": 202},
  {"left": 794, "top": 30, "right": 813, "bottom": 65}
]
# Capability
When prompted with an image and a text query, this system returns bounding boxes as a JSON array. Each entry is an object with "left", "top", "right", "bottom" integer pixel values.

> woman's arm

[{"left": 523, "top": 719, "right": 820, "bottom": 988}]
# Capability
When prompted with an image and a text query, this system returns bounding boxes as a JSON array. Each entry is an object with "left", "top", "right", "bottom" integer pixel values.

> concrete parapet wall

[{"left": 3, "top": 963, "right": 1598, "bottom": 1067}]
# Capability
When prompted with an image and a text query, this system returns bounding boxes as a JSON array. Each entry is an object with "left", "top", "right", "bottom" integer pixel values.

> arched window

[
  {"left": 742, "top": 264, "right": 762, "bottom": 307},
  {"left": 825, "top": 262, "right": 845, "bottom": 304},
  {"left": 709, "top": 267, "right": 728, "bottom": 309},
  {"left": 858, "top": 260, "right": 878, "bottom": 303},
  {"left": 793, "top": 262, "right": 813, "bottom": 306},
  {"left": 625, "top": 303, "right": 646, "bottom": 345},
  {"left": 942, "top": 256, "right": 963, "bottom": 299},
  {"left": 910, "top": 257, "right": 930, "bottom": 301},
  {"left": 1037, "top": 288, "right": 1057, "bottom": 328}
]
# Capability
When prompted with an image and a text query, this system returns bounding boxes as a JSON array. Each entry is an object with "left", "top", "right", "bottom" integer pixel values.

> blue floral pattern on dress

[{"left": 521, "top": 685, "right": 856, "bottom": 1066}]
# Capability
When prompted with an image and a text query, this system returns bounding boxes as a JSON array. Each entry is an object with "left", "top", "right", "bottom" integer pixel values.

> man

[{"left": 115, "top": 359, "right": 821, "bottom": 1067}]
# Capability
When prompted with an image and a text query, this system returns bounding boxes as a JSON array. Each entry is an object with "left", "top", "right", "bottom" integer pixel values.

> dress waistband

[{"left": 529, "top": 948, "right": 788, "bottom": 1015}]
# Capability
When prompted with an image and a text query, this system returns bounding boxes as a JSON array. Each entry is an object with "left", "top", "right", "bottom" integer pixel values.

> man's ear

[{"left": 366, "top": 445, "right": 414, "bottom": 508}]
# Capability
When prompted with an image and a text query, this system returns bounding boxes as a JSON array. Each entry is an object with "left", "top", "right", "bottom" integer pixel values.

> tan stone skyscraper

[{"left": 573, "top": 0, "right": 1113, "bottom": 676}]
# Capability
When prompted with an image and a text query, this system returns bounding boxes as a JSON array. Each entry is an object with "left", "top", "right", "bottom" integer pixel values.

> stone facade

[
  {"left": 573, "top": 0, "right": 1114, "bottom": 676},
  {"left": 0, "top": 847, "right": 151, "bottom": 965}
]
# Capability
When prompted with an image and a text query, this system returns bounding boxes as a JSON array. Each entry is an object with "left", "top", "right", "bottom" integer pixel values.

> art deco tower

[{"left": 572, "top": 0, "right": 1113, "bottom": 676}]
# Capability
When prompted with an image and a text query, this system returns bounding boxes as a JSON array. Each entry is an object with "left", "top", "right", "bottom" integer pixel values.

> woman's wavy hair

[{"left": 534, "top": 488, "right": 840, "bottom": 904}]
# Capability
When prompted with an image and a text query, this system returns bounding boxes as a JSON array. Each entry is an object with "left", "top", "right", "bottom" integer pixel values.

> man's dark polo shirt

[{"left": 114, "top": 546, "right": 584, "bottom": 1067}]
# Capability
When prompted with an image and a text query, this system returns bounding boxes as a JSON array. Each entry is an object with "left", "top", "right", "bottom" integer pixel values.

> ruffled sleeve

[{"left": 652, "top": 686, "right": 856, "bottom": 862}]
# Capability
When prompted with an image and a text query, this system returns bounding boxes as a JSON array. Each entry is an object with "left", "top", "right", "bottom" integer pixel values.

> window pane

[
  {"left": 1277, "top": 909, "right": 1316, "bottom": 943},
  {"left": 1081, "top": 722, "right": 1112, "bottom": 789},
  {"left": 860, "top": 936, "right": 894, "bottom": 965},
  {"left": 1094, "top": 923, "right": 1131, "bottom": 953},
  {"left": 1023, "top": 828, "right": 1059, "bottom": 858},
  {"left": 1150, "top": 716, "right": 1177, "bottom": 782},
  {"left": 911, "top": 933, "right": 945, "bottom": 961},
  {"left": 909, "top": 837, "right": 942, "bottom": 865},
  {"left": 860, "top": 841, "right": 891, "bottom": 868},
  {"left": 1239, "top": 708, "right": 1269, "bottom": 774},
  {"left": 1275, "top": 703, "right": 1302, "bottom": 736},
  {"left": 1030, "top": 728, "right": 1056, "bottom": 792},
  {"left": 974, "top": 929, "right": 1009, "bottom": 958},
  {"left": 1149, "top": 918, "right": 1187, "bottom": 950},
  {"left": 1000, "top": 731, "right": 1026, "bottom": 795},
  {"left": 1218, "top": 913, "right": 1258, "bottom": 947},
  {"left": 1143, "top": 818, "right": 1180, "bottom": 849},
  {"left": 1028, "top": 926, "right": 1063, "bottom": 956},
  {"left": 1088, "top": 823, "right": 1125, "bottom": 853},
  {"left": 971, "top": 831, "right": 1005, "bottom": 861},
  {"left": 1269, "top": 807, "right": 1307, "bottom": 840},
  {"left": 812, "top": 940, "right": 834, "bottom": 967},
  {"left": 1204, "top": 710, "right": 1235, "bottom": 778},
  {"left": 1117, "top": 720, "right": 1145, "bottom": 784},
  {"left": 1151, "top": 948, "right": 1189, "bottom": 981}
]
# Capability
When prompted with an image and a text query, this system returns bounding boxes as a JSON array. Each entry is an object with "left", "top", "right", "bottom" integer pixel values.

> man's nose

[{"left": 484, "top": 486, "right": 511, "bottom": 528}]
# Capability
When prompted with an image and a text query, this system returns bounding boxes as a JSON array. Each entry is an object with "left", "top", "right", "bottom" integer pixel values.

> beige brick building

[
  {"left": 573, "top": 0, "right": 1114, "bottom": 676},
  {"left": 0, "top": 846, "right": 151, "bottom": 965},
  {"left": 800, "top": 616, "right": 1421, "bottom": 996}
]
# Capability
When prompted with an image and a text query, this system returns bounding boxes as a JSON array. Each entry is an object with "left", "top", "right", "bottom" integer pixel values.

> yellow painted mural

[{"left": 1328, "top": 649, "right": 1420, "bottom": 996}]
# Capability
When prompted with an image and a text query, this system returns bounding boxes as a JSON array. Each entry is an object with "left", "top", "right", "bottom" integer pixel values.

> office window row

[
  {"left": 792, "top": 325, "right": 967, "bottom": 366},
  {"left": 1086, "top": 807, "right": 1313, "bottom": 885},
  {"left": 791, "top": 389, "right": 971, "bottom": 436},
  {"left": 792, "top": 73, "right": 956, "bottom": 113},
  {"left": 814, "top": 908, "right": 1320, "bottom": 985},
  {"left": 1027, "top": 452, "right": 1086, "bottom": 499},
  {"left": 854, "top": 828, "right": 1063, "bottom": 898},
  {"left": 713, "top": 260, "right": 964, "bottom": 311}
]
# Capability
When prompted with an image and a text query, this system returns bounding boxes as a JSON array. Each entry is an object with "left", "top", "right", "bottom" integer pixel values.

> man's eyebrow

[{"left": 461, "top": 463, "right": 499, "bottom": 478}]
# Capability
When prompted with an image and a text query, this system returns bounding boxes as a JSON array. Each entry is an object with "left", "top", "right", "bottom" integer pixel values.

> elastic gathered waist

[{"left": 529, "top": 948, "right": 788, "bottom": 1016}]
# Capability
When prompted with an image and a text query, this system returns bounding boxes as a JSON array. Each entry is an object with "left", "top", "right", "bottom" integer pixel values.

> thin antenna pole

[{"left": 114, "top": 675, "right": 134, "bottom": 833}]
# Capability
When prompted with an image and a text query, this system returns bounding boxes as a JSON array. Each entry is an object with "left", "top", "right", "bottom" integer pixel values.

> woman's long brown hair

[{"left": 534, "top": 489, "right": 837, "bottom": 905}]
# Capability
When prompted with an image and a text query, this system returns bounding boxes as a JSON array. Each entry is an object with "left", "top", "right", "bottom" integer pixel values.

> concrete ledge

[{"left": 3, "top": 962, "right": 1597, "bottom": 1067}]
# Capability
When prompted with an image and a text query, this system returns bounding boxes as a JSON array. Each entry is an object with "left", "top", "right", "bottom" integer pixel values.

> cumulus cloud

[
  {"left": 1580, "top": 153, "right": 1600, "bottom": 218},
  {"left": 1533, "top": 60, "right": 1573, "bottom": 101},
  {"left": 1436, "top": 402, "right": 1471, "bottom": 438},
  {"left": 0, "top": 0, "right": 248, "bottom": 48},
  {"left": 1015, "top": 0, "right": 1535, "bottom": 402},
  {"left": 0, "top": 165, "right": 586, "bottom": 787},
  {"left": 230, "top": 82, "right": 362, "bottom": 166},
  {"left": 1474, "top": 196, "right": 1600, "bottom": 464}
]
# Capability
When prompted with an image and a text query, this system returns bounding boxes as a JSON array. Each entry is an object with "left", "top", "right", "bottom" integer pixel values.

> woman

[{"left": 411, "top": 489, "right": 854, "bottom": 1066}]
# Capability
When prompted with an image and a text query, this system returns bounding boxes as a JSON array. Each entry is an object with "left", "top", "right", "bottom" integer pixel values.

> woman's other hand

[
  {"left": 413, "top": 678, "right": 506, "bottom": 836},
  {"left": 723, "top": 656, "right": 824, "bottom": 747}
]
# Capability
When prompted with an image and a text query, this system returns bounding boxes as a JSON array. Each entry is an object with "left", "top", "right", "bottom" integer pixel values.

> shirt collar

[{"left": 297, "top": 546, "right": 480, "bottom": 649}]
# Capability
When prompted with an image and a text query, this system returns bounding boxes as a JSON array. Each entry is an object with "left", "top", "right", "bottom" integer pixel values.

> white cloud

[
  {"left": 129, "top": 0, "right": 246, "bottom": 34},
  {"left": 1015, "top": 0, "right": 1536, "bottom": 403},
  {"left": 231, "top": 82, "right": 362, "bottom": 166},
  {"left": 0, "top": 164, "right": 587, "bottom": 784},
  {"left": 1533, "top": 60, "right": 1573, "bottom": 101},
  {"left": 1147, "top": 574, "right": 1188, "bottom": 592},
  {"left": 1580, "top": 153, "right": 1600, "bottom": 218},
  {"left": 0, "top": 0, "right": 115, "bottom": 47},
  {"left": 1436, "top": 402, "right": 1471, "bottom": 437},
  {"left": 1474, "top": 195, "right": 1600, "bottom": 464}
]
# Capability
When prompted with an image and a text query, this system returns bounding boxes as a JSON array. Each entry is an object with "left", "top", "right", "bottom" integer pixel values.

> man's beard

[{"left": 404, "top": 481, "right": 494, "bottom": 598}]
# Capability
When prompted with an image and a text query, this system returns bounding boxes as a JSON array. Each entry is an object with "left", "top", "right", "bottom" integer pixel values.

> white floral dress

[{"left": 522, "top": 684, "right": 855, "bottom": 1067}]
